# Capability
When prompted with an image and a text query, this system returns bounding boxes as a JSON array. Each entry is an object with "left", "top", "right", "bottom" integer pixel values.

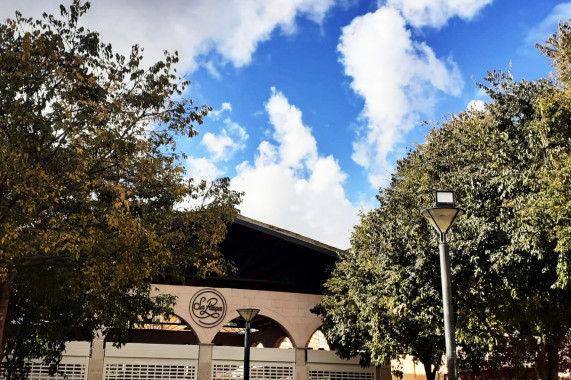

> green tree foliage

[
  {"left": 316, "top": 22, "right": 571, "bottom": 380},
  {"left": 0, "top": 1, "right": 241, "bottom": 376},
  {"left": 314, "top": 189, "right": 445, "bottom": 380}
]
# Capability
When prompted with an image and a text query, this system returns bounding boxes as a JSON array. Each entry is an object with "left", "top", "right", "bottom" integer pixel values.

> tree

[
  {"left": 0, "top": 1, "right": 241, "bottom": 375},
  {"left": 316, "top": 22, "right": 571, "bottom": 380},
  {"left": 410, "top": 72, "right": 570, "bottom": 380},
  {"left": 314, "top": 186, "right": 446, "bottom": 380}
]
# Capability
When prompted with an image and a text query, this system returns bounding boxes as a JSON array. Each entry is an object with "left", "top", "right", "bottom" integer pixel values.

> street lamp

[
  {"left": 421, "top": 191, "right": 464, "bottom": 380},
  {"left": 237, "top": 308, "right": 260, "bottom": 380}
]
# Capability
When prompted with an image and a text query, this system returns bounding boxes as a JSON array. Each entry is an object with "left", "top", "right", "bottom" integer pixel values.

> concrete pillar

[
  {"left": 87, "top": 337, "right": 105, "bottom": 380},
  {"left": 376, "top": 363, "right": 392, "bottom": 380},
  {"left": 197, "top": 343, "right": 214, "bottom": 380},
  {"left": 294, "top": 348, "right": 307, "bottom": 380}
]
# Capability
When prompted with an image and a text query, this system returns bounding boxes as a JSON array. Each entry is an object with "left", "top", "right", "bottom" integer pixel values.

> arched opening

[
  {"left": 306, "top": 328, "right": 330, "bottom": 351},
  {"left": 212, "top": 313, "right": 293, "bottom": 348},
  {"left": 129, "top": 313, "right": 198, "bottom": 344},
  {"left": 275, "top": 336, "right": 293, "bottom": 349}
]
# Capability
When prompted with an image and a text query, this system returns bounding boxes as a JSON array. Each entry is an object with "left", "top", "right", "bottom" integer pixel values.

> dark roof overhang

[{"left": 182, "top": 215, "right": 344, "bottom": 294}]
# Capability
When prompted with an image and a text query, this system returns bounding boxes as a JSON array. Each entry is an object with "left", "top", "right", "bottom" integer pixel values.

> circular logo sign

[{"left": 190, "top": 288, "right": 227, "bottom": 328}]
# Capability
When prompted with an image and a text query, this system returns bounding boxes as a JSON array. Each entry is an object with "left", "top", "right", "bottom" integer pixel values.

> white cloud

[
  {"left": 186, "top": 156, "right": 223, "bottom": 182},
  {"left": 467, "top": 99, "right": 485, "bottom": 111},
  {"left": 386, "top": 0, "right": 493, "bottom": 28},
  {"left": 266, "top": 87, "right": 318, "bottom": 169},
  {"left": 231, "top": 89, "right": 359, "bottom": 248},
  {"left": 338, "top": 7, "right": 464, "bottom": 186},
  {"left": 211, "top": 103, "right": 233, "bottom": 120},
  {"left": 201, "top": 119, "right": 248, "bottom": 161},
  {"left": 182, "top": 102, "right": 248, "bottom": 180},
  {"left": 0, "top": 0, "right": 336, "bottom": 74},
  {"left": 525, "top": 2, "right": 571, "bottom": 49}
]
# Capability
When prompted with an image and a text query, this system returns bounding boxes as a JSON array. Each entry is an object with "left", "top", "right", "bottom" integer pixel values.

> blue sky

[{"left": 2, "top": 0, "right": 570, "bottom": 248}]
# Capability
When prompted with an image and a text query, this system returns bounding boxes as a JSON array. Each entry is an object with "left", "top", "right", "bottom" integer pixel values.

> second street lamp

[
  {"left": 237, "top": 308, "right": 260, "bottom": 380},
  {"left": 421, "top": 191, "right": 464, "bottom": 380}
]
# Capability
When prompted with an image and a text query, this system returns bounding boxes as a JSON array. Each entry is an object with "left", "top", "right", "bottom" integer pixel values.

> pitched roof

[{"left": 183, "top": 215, "right": 342, "bottom": 294}]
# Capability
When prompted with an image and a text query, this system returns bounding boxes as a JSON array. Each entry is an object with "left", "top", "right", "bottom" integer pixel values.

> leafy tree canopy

[
  {"left": 0, "top": 1, "right": 242, "bottom": 376},
  {"left": 316, "top": 21, "right": 571, "bottom": 380}
]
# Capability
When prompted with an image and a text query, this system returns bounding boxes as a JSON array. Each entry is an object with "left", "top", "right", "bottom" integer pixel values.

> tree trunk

[
  {"left": 0, "top": 272, "right": 13, "bottom": 363},
  {"left": 546, "top": 341, "right": 560, "bottom": 380},
  {"left": 422, "top": 359, "right": 435, "bottom": 380},
  {"left": 535, "top": 337, "right": 562, "bottom": 380},
  {"left": 535, "top": 340, "right": 548, "bottom": 380}
]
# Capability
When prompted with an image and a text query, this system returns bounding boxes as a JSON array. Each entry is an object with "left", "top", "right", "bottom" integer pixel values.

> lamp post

[
  {"left": 421, "top": 191, "right": 464, "bottom": 380},
  {"left": 237, "top": 308, "right": 260, "bottom": 380}
]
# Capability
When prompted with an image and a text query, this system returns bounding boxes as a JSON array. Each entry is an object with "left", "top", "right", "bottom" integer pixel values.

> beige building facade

[
  {"left": 81, "top": 285, "right": 391, "bottom": 380},
  {"left": 23, "top": 216, "right": 394, "bottom": 380}
]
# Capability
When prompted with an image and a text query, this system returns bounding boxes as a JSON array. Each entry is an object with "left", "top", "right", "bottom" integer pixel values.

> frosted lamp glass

[
  {"left": 237, "top": 308, "right": 260, "bottom": 323},
  {"left": 421, "top": 208, "right": 464, "bottom": 234}
]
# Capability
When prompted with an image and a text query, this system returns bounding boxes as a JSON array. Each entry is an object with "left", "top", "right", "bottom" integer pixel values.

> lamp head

[
  {"left": 421, "top": 191, "right": 464, "bottom": 235},
  {"left": 237, "top": 308, "right": 260, "bottom": 323}
]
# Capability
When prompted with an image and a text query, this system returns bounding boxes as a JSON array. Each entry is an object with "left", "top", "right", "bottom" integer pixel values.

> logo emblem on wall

[{"left": 190, "top": 288, "right": 227, "bottom": 328}]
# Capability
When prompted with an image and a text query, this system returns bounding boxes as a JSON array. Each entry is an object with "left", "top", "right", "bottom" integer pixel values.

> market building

[{"left": 30, "top": 216, "right": 392, "bottom": 380}]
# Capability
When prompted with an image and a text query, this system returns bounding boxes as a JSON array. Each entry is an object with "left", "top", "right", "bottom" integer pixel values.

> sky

[{"left": 2, "top": 0, "right": 570, "bottom": 249}]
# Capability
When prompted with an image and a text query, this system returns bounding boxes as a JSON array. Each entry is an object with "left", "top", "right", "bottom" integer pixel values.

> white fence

[
  {"left": 212, "top": 346, "right": 294, "bottom": 380},
  {"left": 307, "top": 350, "right": 374, "bottom": 380},
  {"left": 4, "top": 343, "right": 376, "bottom": 380},
  {"left": 103, "top": 343, "right": 199, "bottom": 380},
  {"left": 1, "top": 341, "right": 90, "bottom": 380}
]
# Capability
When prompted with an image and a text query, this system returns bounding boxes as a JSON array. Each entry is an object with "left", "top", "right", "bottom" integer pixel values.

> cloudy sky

[{"left": 2, "top": 0, "right": 569, "bottom": 248}]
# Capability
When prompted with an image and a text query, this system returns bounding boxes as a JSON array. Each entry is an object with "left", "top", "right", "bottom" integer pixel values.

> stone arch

[
  {"left": 251, "top": 307, "right": 302, "bottom": 348},
  {"left": 292, "top": 318, "right": 324, "bottom": 350},
  {"left": 305, "top": 326, "right": 330, "bottom": 350},
  {"left": 127, "top": 313, "right": 199, "bottom": 345},
  {"left": 199, "top": 307, "right": 299, "bottom": 346},
  {"left": 274, "top": 335, "right": 293, "bottom": 349},
  {"left": 210, "top": 312, "right": 295, "bottom": 348}
]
